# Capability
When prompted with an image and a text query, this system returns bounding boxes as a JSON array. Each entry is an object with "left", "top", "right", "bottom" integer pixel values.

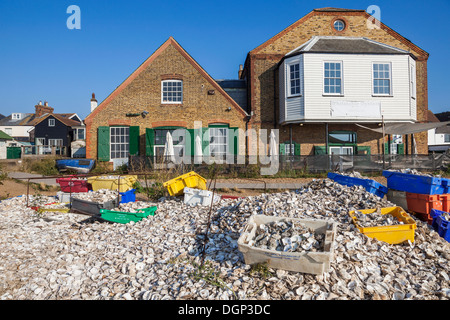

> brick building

[
  {"left": 240, "top": 7, "right": 429, "bottom": 156},
  {"left": 84, "top": 37, "right": 248, "bottom": 167},
  {"left": 85, "top": 7, "right": 430, "bottom": 166}
]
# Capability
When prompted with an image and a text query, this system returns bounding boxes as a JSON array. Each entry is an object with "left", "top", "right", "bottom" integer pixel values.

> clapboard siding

[
  {"left": 280, "top": 55, "right": 304, "bottom": 123},
  {"left": 280, "top": 52, "right": 416, "bottom": 122}
]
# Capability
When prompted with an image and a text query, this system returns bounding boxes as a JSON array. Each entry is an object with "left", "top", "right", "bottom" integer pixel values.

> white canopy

[{"left": 356, "top": 121, "right": 450, "bottom": 135}]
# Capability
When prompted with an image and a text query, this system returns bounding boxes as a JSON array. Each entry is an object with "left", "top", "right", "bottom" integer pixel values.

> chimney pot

[{"left": 238, "top": 64, "right": 244, "bottom": 79}]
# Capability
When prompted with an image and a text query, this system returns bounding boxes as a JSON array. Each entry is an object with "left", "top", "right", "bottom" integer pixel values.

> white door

[
  {"left": 36, "top": 138, "right": 45, "bottom": 155},
  {"left": 329, "top": 146, "right": 353, "bottom": 155}
]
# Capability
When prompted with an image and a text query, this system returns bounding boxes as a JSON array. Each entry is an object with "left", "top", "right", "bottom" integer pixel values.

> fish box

[
  {"left": 406, "top": 193, "right": 442, "bottom": 215},
  {"left": 71, "top": 197, "right": 119, "bottom": 216},
  {"left": 100, "top": 206, "right": 157, "bottom": 224},
  {"left": 56, "top": 191, "right": 85, "bottom": 203},
  {"left": 237, "top": 215, "right": 337, "bottom": 275},
  {"left": 348, "top": 207, "right": 416, "bottom": 244},
  {"left": 382, "top": 171, "right": 446, "bottom": 195},
  {"left": 56, "top": 176, "right": 91, "bottom": 193},
  {"left": 120, "top": 189, "right": 136, "bottom": 204},
  {"left": 327, "top": 172, "right": 388, "bottom": 198},
  {"left": 163, "top": 171, "right": 207, "bottom": 196},
  {"left": 387, "top": 189, "right": 408, "bottom": 211},
  {"left": 183, "top": 187, "right": 221, "bottom": 206},
  {"left": 430, "top": 209, "right": 450, "bottom": 242},
  {"left": 87, "top": 175, "right": 137, "bottom": 193},
  {"left": 438, "top": 194, "right": 450, "bottom": 212}
]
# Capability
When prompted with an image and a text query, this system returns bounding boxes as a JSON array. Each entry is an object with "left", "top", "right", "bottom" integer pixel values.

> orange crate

[
  {"left": 406, "top": 193, "right": 442, "bottom": 215},
  {"left": 439, "top": 194, "right": 450, "bottom": 212}
]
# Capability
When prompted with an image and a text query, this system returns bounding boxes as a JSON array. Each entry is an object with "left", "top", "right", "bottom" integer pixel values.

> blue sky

[{"left": 0, "top": 0, "right": 449, "bottom": 120}]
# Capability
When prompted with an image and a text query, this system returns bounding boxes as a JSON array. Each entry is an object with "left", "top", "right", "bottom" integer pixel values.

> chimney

[
  {"left": 90, "top": 93, "right": 98, "bottom": 112},
  {"left": 238, "top": 64, "right": 243, "bottom": 79},
  {"left": 35, "top": 101, "right": 54, "bottom": 117}
]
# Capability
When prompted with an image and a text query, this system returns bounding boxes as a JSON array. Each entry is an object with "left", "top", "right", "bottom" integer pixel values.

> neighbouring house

[
  {"left": 239, "top": 7, "right": 430, "bottom": 156},
  {"left": 428, "top": 110, "right": 450, "bottom": 153},
  {"left": 0, "top": 129, "right": 20, "bottom": 159},
  {"left": 84, "top": 37, "right": 248, "bottom": 168},
  {"left": 27, "top": 101, "right": 84, "bottom": 156},
  {"left": 0, "top": 112, "right": 35, "bottom": 143}
]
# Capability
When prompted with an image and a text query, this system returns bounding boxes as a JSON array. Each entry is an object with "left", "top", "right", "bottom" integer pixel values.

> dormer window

[
  {"left": 11, "top": 113, "right": 21, "bottom": 120},
  {"left": 162, "top": 80, "right": 183, "bottom": 104}
]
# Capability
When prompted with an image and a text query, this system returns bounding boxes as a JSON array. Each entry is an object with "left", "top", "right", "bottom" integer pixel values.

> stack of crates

[
  {"left": 383, "top": 170, "right": 450, "bottom": 224},
  {"left": 87, "top": 175, "right": 138, "bottom": 204}
]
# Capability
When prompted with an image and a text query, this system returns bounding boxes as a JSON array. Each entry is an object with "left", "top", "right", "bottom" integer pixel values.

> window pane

[{"left": 324, "top": 62, "right": 342, "bottom": 94}]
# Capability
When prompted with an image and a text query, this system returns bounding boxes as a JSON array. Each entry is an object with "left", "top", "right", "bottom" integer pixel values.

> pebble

[{"left": 0, "top": 176, "right": 448, "bottom": 300}]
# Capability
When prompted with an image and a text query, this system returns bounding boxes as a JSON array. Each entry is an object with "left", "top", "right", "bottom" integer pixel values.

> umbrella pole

[{"left": 382, "top": 115, "right": 385, "bottom": 170}]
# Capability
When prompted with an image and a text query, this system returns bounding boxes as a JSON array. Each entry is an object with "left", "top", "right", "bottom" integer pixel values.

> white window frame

[
  {"left": 153, "top": 128, "right": 185, "bottom": 161},
  {"left": 76, "top": 128, "right": 85, "bottom": 140},
  {"left": 48, "top": 139, "right": 63, "bottom": 147},
  {"left": 285, "top": 143, "right": 295, "bottom": 155},
  {"left": 287, "top": 62, "right": 301, "bottom": 97},
  {"left": 323, "top": 61, "right": 343, "bottom": 96},
  {"left": 11, "top": 113, "right": 21, "bottom": 120},
  {"left": 161, "top": 80, "right": 183, "bottom": 104},
  {"left": 372, "top": 62, "right": 393, "bottom": 96},
  {"left": 410, "top": 64, "right": 416, "bottom": 99},
  {"left": 333, "top": 20, "right": 345, "bottom": 31},
  {"left": 209, "top": 127, "right": 228, "bottom": 159},
  {"left": 110, "top": 127, "right": 129, "bottom": 160},
  {"left": 48, "top": 118, "right": 55, "bottom": 127},
  {"left": 329, "top": 146, "right": 354, "bottom": 155}
]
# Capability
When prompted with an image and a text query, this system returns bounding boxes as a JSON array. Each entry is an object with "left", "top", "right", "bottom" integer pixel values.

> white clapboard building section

[{"left": 279, "top": 36, "right": 417, "bottom": 124}]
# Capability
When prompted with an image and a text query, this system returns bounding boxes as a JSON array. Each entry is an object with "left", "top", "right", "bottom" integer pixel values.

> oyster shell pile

[
  {"left": 72, "top": 189, "right": 119, "bottom": 203},
  {"left": 353, "top": 209, "right": 405, "bottom": 228},
  {"left": 111, "top": 201, "right": 158, "bottom": 213},
  {"left": 252, "top": 220, "right": 324, "bottom": 252},
  {"left": 0, "top": 175, "right": 449, "bottom": 301}
]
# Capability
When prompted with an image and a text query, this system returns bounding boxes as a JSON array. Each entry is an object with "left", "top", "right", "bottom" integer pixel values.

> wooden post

[{"left": 382, "top": 116, "right": 385, "bottom": 169}]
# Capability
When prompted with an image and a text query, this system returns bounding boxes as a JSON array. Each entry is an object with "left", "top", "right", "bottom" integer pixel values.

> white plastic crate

[
  {"left": 183, "top": 187, "right": 221, "bottom": 206},
  {"left": 238, "top": 215, "right": 337, "bottom": 275},
  {"left": 387, "top": 189, "right": 408, "bottom": 211},
  {"left": 57, "top": 191, "right": 84, "bottom": 203}
]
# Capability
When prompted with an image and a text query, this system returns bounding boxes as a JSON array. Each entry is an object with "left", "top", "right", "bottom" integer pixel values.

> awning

[{"left": 356, "top": 121, "right": 450, "bottom": 135}]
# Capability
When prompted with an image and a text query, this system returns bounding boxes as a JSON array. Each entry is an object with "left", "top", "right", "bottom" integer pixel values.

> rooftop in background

[
  {"left": 313, "top": 7, "right": 366, "bottom": 12},
  {"left": 216, "top": 79, "right": 247, "bottom": 112},
  {"left": 287, "top": 36, "right": 412, "bottom": 57}
]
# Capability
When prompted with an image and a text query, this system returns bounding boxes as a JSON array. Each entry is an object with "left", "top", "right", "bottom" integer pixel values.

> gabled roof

[
  {"left": 249, "top": 8, "right": 429, "bottom": 58},
  {"left": 286, "top": 36, "right": 412, "bottom": 57},
  {"left": 29, "top": 113, "right": 81, "bottom": 127},
  {"left": 427, "top": 110, "right": 440, "bottom": 123},
  {"left": 85, "top": 37, "right": 248, "bottom": 124}
]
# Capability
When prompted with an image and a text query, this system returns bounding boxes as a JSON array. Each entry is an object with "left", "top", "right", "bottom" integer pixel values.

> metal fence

[{"left": 129, "top": 153, "right": 450, "bottom": 175}]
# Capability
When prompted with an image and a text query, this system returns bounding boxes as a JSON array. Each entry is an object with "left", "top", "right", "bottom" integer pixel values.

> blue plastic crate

[
  {"left": 430, "top": 209, "right": 450, "bottom": 243},
  {"left": 382, "top": 171, "right": 446, "bottom": 195},
  {"left": 119, "top": 189, "right": 136, "bottom": 204},
  {"left": 327, "top": 172, "right": 388, "bottom": 198}
]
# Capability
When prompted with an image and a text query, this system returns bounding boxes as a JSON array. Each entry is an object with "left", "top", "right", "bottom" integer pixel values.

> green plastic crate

[{"left": 99, "top": 206, "right": 157, "bottom": 224}]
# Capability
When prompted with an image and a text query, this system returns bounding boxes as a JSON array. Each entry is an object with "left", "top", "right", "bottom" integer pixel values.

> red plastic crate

[
  {"left": 406, "top": 193, "right": 442, "bottom": 215},
  {"left": 439, "top": 194, "right": 450, "bottom": 212},
  {"left": 56, "top": 177, "right": 90, "bottom": 193},
  {"left": 411, "top": 211, "right": 433, "bottom": 225}
]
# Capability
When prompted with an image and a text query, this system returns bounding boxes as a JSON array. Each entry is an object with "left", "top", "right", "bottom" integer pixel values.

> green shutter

[
  {"left": 129, "top": 126, "right": 140, "bottom": 156},
  {"left": 229, "top": 127, "right": 239, "bottom": 155},
  {"left": 314, "top": 146, "right": 327, "bottom": 155},
  {"left": 202, "top": 127, "right": 209, "bottom": 156},
  {"left": 97, "top": 126, "right": 110, "bottom": 161},
  {"left": 186, "top": 129, "right": 195, "bottom": 157},
  {"left": 279, "top": 143, "right": 286, "bottom": 155},
  {"left": 145, "top": 128, "right": 155, "bottom": 156},
  {"left": 384, "top": 143, "right": 389, "bottom": 155},
  {"left": 397, "top": 143, "right": 405, "bottom": 155},
  {"left": 294, "top": 143, "right": 301, "bottom": 156}
]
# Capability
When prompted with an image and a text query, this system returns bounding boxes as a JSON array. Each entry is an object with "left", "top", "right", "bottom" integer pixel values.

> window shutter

[
  {"left": 229, "top": 127, "right": 239, "bottom": 155},
  {"left": 294, "top": 143, "right": 301, "bottom": 156},
  {"left": 186, "top": 129, "right": 195, "bottom": 157},
  {"left": 397, "top": 143, "right": 405, "bottom": 155},
  {"left": 279, "top": 143, "right": 286, "bottom": 155},
  {"left": 129, "top": 126, "right": 140, "bottom": 156},
  {"left": 202, "top": 127, "right": 209, "bottom": 156},
  {"left": 145, "top": 128, "right": 155, "bottom": 156},
  {"left": 384, "top": 143, "right": 389, "bottom": 155},
  {"left": 97, "top": 126, "right": 110, "bottom": 161}
]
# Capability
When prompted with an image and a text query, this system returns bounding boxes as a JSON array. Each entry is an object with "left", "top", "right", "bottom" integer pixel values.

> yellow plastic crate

[
  {"left": 87, "top": 175, "right": 137, "bottom": 192},
  {"left": 348, "top": 206, "right": 417, "bottom": 244},
  {"left": 163, "top": 171, "right": 207, "bottom": 196}
]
